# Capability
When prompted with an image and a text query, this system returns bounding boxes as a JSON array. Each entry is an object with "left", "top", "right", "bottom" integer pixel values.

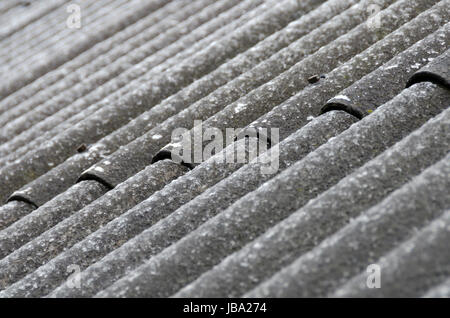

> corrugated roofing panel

[{"left": 0, "top": 0, "right": 448, "bottom": 298}]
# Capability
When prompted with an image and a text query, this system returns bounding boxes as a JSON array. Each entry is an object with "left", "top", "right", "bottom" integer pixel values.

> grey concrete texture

[
  {"left": 0, "top": 0, "right": 448, "bottom": 299},
  {"left": 0, "top": 0, "right": 200, "bottom": 133},
  {"left": 176, "top": 104, "right": 450, "bottom": 298},
  {"left": 249, "top": 2, "right": 450, "bottom": 141},
  {"left": 95, "top": 81, "right": 449, "bottom": 298},
  {"left": 0, "top": 160, "right": 188, "bottom": 293},
  {"left": 333, "top": 208, "right": 450, "bottom": 298},
  {"left": 423, "top": 278, "right": 450, "bottom": 298},
  {"left": 322, "top": 24, "right": 450, "bottom": 116},
  {"left": 10, "top": 138, "right": 259, "bottom": 297},
  {"left": 0, "top": 0, "right": 164, "bottom": 99},
  {"left": 2, "top": 0, "right": 117, "bottom": 78},
  {"left": 0, "top": 0, "right": 132, "bottom": 75},
  {"left": 0, "top": 0, "right": 364, "bottom": 168},
  {"left": 157, "top": 0, "right": 434, "bottom": 165},
  {"left": 0, "top": 0, "right": 241, "bottom": 141},
  {"left": 246, "top": 142, "right": 450, "bottom": 298},
  {"left": 0, "top": 0, "right": 66, "bottom": 42},
  {"left": 49, "top": 110, "right": 356, "bottom": 298},
  {"left": 0, "top": 180, "right": 109, "bottom": 260},
  {"left": 3, "top": 0, "right": 270, "bottom": 175},
  {"left": 0, "top": 0, "right": 330, "bottom": 204},
  {"left": 0, "top": 200, "right": 35, "bottom": 232},
  {"left": 0, "top": 0, "right": 308, "bottom": 167},
  {"left": 0, "top": 0, "right": 81, "bottom": 58},
  {"left": 407, "top": 48, "right": 450, "bottom": 88},
  {"left": 0, "top": 0, "right": 171, "bottom": 116},
  {"left": 0, "top": 0, "right": 316, "bottom": 203},
  {"left": 95, "top": 0, "right": 433, "bottom": 186},
  {"left": 77, "top": 0, "right": 370, "bottom": 177},
  {"left": 0, "top": 0, "right": 99, "bottom": 64}
]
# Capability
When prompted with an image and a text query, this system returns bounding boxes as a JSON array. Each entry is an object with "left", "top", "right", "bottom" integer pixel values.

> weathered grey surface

[
  {"left": 0, "top": 0, "right": 65, "bottom": 42},
  {"left": 0, "top": 0, "right": 240, "bottom": 140},
  {"left": 10, "top": 138, "right": 259, "bottom": 297},
  {"left": 0, "top": 0, "right": 172, "bottom": 115},
  {"left": 0, "top": 0, "right": 268, "bottom": 168},
  {"left": 50, "top": 110, "right": 357, "bottom": 298},
  {"left": 176, "top": 106, "right": 450, "bottom": 298},
  {"left": 96, "top": 82, "right": 448, "bottom": 298},
  {"left": 0, "top": 0, "right": 164, "bottom": 99},
  {"left": 0, "top": 0, "right": 355, "bottom": 165},
  {"left": 0, "top": 0, "right": 330, "bottom": 202},
  {"left": 0, "top": 160, "right": 187, "bottom": 292},
  {"left": 0, "top": 0, "right": 448, "bottom": 299},
  {"left": 0, "top": 0, "right": 200, "bottom": 131},
  {"left": 1, "top": 0, "right": 118, "bottom": 83},
  {"left": 6, "top": 150, "right": 110, "bottom": 206},
  {"left": 0, "top": 0, "right": 315, "bottom": 202},
  {"left": 165, "top": 19, "right": 450, "bottom": 164},
  {"left": 0, "top": 0, "right": 90, "bottom": 64},
  {"left": 0, "top": 0, "right": 273, "bottom": 203},
  {"left": 0, "top": 180, "right": 108, "bottom": 259},
  {"left": 1, "top": 0, "right": 132, "bottom": 75},
  {"left": 245, "top": 153, "right": 450, "bottom": 298},
  {"left": 249, "top": 3, "right": 449, "bottom": 140},
  {"left": 332, "top": 208, "right": 450, "bottom": 298},
  {"left": 77, "top": 0, "right": 369, "bottom": 182},
  {"left": 93, "top": 0, "right": 434, "bottom": 186},
  {"left": 407, "top": 48, "right": 450, "bottom": 88},
  {"left": 0, "top": 200, "right": 35, "bottom": 232},
  {"left": 322, "top": 23, "right": 450, "bottom": 116}
]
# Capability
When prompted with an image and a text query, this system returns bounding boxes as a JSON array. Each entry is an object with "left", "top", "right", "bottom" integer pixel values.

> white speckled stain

[
  {"left": 94, "top": 166, "right": 104, "bottom": 173},
  {"left": 234, "top": 103, "right": 247, "bottom": 114},
  {"left": 383, "top": 64, "right": 398, "bottom": 70},
  {"left": 334, "top": 95, "right": 351, "bottom": 102}
]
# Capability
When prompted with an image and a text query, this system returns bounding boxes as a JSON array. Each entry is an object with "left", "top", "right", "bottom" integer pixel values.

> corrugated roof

[{"left": 0, "top": 0, "right": 448, "bottom": 298}]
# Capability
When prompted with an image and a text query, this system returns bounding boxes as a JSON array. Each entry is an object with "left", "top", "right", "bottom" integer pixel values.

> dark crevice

[
  {"left": 406, "top": 72, "right": 450, "bottom": 90},
  {"left": 6, "top": 195, "right": 38, "bottom": 209},
  {"left": 320, "top": 103, "right": 365, "bottom": 120},
  {"left": 77, "top": 173, "right": 115, "bottom": 190},
  {"left": 151, "top": 150, "right": 195, "bottom": 170}
]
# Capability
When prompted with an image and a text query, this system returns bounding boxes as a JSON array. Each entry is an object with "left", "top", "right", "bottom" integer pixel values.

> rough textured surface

[
  {"left": 0, "top": 0, "right": 247, "bottom": 142},
  {"left": 333, "top": 208, "right": 450, "bottom": 298},
  {"left": 6, "top": 140, "right": 255, "bottom": 297},
  {"left": 50, "top": 110, "right": 357, "bottom": 298},
  {"left": 0, "top": 0, "right": 258, "bottom": 166},
  {"left": 176, "top": 105, "right": 450, "bottom": 298},
  {"left": 0, "top": 181, "right": 109, "bottom": 259},
  {"left": 0, "top": 200, "right": 35, "bottom": 231},
  {"left": 96, "top": 0, "right": 437, "bottom": 182},
  {"left": 0, "top": 0, "right": 174, "bottom": 116},
  {"left": 322, "top": 25, "right": 450, "bottom": 116},
  {"left": 249, "top": 2, "right": 450, "bottom": 140},
  {"left": 0, "top": 0, "right": 448, "bottom": 298},
  {"left": 245, "top": 153, "right": 450, "bottom": 298},
  {"left": 1, "top": 0, "right": 273, "bottom": 202},
  {"left": 0, "top": 0, "right": 320, "bottom": 202},
  {"left": 407, "top": 48, "right": 450, "bottom": 88},
  {"left": 0, "top": 0, "right": 168, "bottom": 99},
  {"left": 0, "top": 160, "right": 187, "bottom": 292},
  {"left": 95, "top": 82, "right": 449, "bottom": 298}
]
